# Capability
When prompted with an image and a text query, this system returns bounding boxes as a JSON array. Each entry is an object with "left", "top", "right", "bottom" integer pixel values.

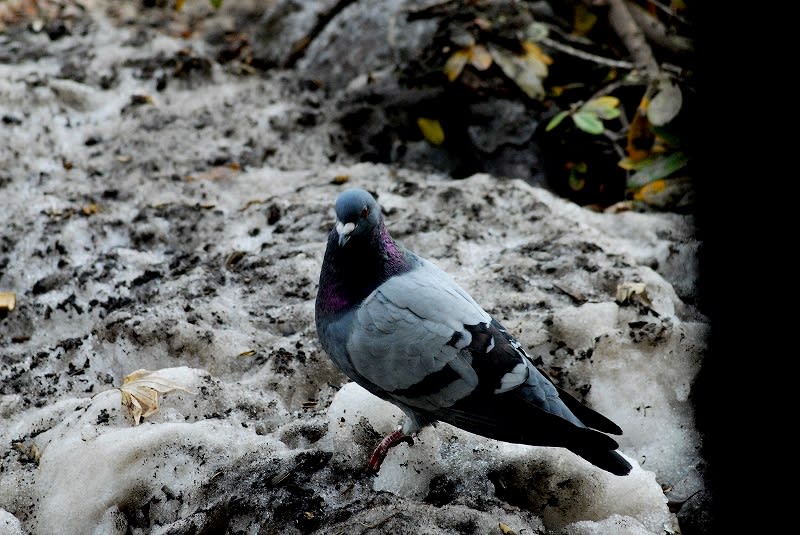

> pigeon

[{"left": 315, "top": 188, "right": 632, "bottom": 476}]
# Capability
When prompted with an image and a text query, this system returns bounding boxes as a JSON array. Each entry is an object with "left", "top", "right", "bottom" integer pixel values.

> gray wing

[{"left": 347, "top": 259, "right": 528, "bottom": 412}]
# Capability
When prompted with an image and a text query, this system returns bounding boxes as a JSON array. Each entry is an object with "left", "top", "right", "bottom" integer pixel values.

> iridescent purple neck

[
  {"left": 316, "top": 221, "right": 411, "bottom": 316},
  {"left": 380, "top": 223, "right": 406, "bottom": 273}
]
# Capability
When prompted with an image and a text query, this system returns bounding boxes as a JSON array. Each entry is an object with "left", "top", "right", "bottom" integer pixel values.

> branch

[
  {"left": 541, "top": 31, "right": 684, "bottom": 77},
  {"left": 607, "top": 0, "right": 660, "bottom": 79},
  {"left": 540, "top": 36, "right": 634, "bottom": 70},
  {"left": 645, "top": 0, "right": 690, "bottom": 26},
  {"left": 627, "top": 1, "right": 693, "bottom": 56}
]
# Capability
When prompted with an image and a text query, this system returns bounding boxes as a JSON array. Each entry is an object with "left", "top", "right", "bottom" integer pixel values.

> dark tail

[{"left": 570, "top": 446, "right": 632, "bottom": 476}]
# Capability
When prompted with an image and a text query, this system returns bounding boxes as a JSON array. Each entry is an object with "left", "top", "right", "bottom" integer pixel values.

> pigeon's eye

[{"left": 360, "top": 207, "right": 369, "bottom": 219}]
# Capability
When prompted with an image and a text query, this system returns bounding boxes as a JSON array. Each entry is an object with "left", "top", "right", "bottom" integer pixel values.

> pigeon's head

[{"left": 333, "top": 188, "right": 382, "bottom": 247}]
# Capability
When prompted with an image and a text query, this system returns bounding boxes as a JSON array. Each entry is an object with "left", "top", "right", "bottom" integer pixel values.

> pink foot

[{"left": 366, "top": 427, "right": 414, "bottom": 474}]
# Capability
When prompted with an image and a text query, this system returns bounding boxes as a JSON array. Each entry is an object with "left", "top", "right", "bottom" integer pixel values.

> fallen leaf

[
  {"left": 239, "top": 199, "right": 265, "bottom": 211},
  {"left": 604, "top": 200, "right": 636, "bottom": 213},
  {"left": 117, "top": 369, "right": 194, "bottom": 425},
  {"left": 226, "top": 250, "right": 246, "bottom": 270},
  {"left": 193, "top": 164, "right": 241, "bottom": 181},
  {"left": 238, "top": 349, "right": 257, "bottom": 357},
  {"left": 498, "top": 522, "right": 518, "bottom": 534},
  {"left": 0, "top": 291, "right": 16, "bottom": 312},
  {"left": 11, "top": 440, "right": 40, "bottom": 464},
  {"left": 616, "top": 282, "right": 653, "bottom": 307},
  {"left": 417, "top": 117, "right": 445, "bottom": 145},
  {"left": 175, "top": 0, "right": 185, "bottom": 11},
  {"left": 82, "top": 203, "right": 100, "bottom": 216},
  {"left": 331, "top": 174, "right": 350, "bottom": 185}
]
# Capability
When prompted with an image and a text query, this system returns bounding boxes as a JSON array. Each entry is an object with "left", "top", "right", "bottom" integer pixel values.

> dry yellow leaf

[
  {"left": 0, "top": 291, "right": 16, "bottom": 312},
  {"left": 469, "top": 45, "right": 493, "bottom": 71},
  {"left": 417, "top": 117, "right": 445, "bottom": 145},
  {"left": 444, "top": 49, "right": 469, "bottom": 82},
  {"left": 82, "top": 203, "right": 100, "bottom": 216},
  {"left": 239, "top": 199, "right": 265, "bottom": 211},
  {"left": 499, "top": 522, "right": 518, "bottom": 535},
  {"left": 331, "top": 174, "right": 350, "bottom": 184},
  {"left": 590, "top": 96, "right": 620, "bottom": 108},
  {"left": 522, "top": 41, "right": 553, "bottom": 66},
  {"left": 572, "top": 3, "right": 598, "bottom": 36},
  {"left": 175, "top": 0, "right": 185, "bottom": 12},
  {"left": 489, "top": 44, "right": 547, "bottom": 100},
  {"left": 117, "top": 369, "right": 194, "bottom": 425},
  {"left": 616, "top": 282, "right": 652, "bottom": 307}
]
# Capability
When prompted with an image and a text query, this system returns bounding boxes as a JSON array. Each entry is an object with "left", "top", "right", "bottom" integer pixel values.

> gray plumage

[{"left": 315, "top": 188, "right": 631, "bottom": 476}]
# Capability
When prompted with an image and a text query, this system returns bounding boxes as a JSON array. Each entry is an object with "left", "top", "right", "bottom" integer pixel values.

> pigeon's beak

[{"left": 336, "top": 220, "right": 355, "bottom": 247}]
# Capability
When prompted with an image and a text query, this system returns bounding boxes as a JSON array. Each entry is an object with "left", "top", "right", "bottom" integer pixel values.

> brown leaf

[
  {"left": 82, "top": 203, "right": 100, "bottom": 216},
  {"left": 616, "top": 282, "right": 653, "bottom": 307},
  {"left": 117, "top": 369, "right": 194, "bottom": 425},
  {"left": 626, "top": 96, "right": 654, "bottom": 162},
  {"left": 498, "top": 522, "right": 518, "bottom": 535},
  {"left": 0, "top": 291, "right": 16, "bottom": 312}
]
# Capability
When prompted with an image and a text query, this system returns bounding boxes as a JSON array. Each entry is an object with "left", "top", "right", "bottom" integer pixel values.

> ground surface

[{"left": 1, "top": 1, "right": 707, "bottom": 534}]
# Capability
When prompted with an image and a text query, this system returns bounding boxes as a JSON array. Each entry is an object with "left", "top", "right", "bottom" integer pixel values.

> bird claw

[{"left": 365, "top": 428, "right": 414, "bottom": 475}]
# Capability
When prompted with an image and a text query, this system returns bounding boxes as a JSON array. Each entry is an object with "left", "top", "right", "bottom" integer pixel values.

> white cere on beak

[
  {"left": 336, "top": 221, "right": 355, "bottom": 237},
  {"left": 336, "top": 220, "right": 356, "bottom": 246}
]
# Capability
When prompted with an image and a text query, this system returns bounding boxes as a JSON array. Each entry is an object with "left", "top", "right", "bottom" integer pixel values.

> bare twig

[
  {"left": 627, "top": 1, "right": 693, "bottom": 56},
  {"left": 607, "top": 0, "right": 660, "bottom": 79},
  {"left": 646, "top": 0, "right": 690, "bottom": 25},
  {"left": 603, "top": 130, "right": 628, "bottom": 161},
  {"left": 540, "top": 36, "right": 634, "bottom": 70}
]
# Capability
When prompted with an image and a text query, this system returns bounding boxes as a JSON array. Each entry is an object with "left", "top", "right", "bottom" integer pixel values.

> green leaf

[
  {"left": 583, "top": 96, "right": 621, "bottom": 120},
  {"left": 598, "top": 107, "right": 621, "bottom": 120},
  {"left": 210, "top": 0, "right": 223, "bottom": 9},
  {"left": 627, "top": 152, "right": 689, "bottom": 188},
  {"left": 633, "top": 176, "right": 693, "bottom": 208},
  {"left": 546, "top": 111, "right": 570, "bottom": 132},
  {"left": 568, "top": 167, "right": 586, "bottom": 191},
  {"left": 572, "top": 111, "right": 604, "bottom": 135}
]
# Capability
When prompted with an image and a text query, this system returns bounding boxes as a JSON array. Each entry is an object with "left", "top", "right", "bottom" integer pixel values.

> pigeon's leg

[{"left": 366, "top": 425, "right": 414, "bottom": 474}]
